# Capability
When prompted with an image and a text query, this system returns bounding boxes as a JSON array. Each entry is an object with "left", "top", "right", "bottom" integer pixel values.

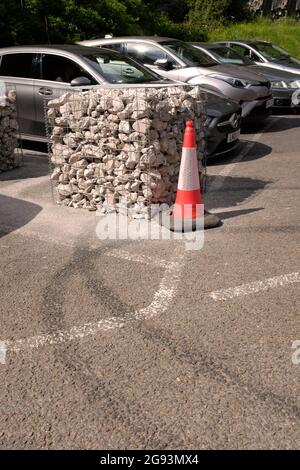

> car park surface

[
  {"left": 79, "top": 37, "right": 273, "bottom": 120},
  {"left": 1, "top": 113, "right": 300, "bottom": 449},
  {"left": 191, "top": 43, "right": 300, "bottom": 111}
]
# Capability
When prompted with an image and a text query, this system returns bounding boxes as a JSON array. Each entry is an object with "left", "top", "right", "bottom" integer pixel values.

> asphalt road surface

[{"left": 0, "top": 114, "right": 299, "bottom": 450}]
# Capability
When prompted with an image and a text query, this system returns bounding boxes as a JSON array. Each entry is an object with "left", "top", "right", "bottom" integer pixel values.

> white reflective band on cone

[{"left": 177, "top": 148, "right": 200, "bottom": 191}]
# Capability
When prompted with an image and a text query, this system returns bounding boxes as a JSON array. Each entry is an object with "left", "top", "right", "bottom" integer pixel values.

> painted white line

[
  {"left": 1, "top": 246, "right": 184, "bottom": 362},
  {"left": 210, "top": 272, "right": 300, "bottom": 301},
  {"left": 105, "top": 249, "right": 168, "bottom": 268},
  {"left": 0, "top": 341, "right": 7, "bottom": 365}
]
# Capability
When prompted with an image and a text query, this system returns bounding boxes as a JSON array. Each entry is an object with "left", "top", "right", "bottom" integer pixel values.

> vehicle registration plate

[{"left": 227, "top": 130, "right": 240, "bottom": 143}]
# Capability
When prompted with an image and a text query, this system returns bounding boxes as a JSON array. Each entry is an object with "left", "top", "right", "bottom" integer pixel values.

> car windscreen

[
  {"left": 82, "top": 50, "right": 164, "bottom": 84},
  {"left": 253, "top": 43, "right": 300, "bottom": 66},
  {"left": 210, "top": 46, "right": 252, "bottom": 66},
  {"left": 162, "top": 41, "right": 218, "bottom": 67}
]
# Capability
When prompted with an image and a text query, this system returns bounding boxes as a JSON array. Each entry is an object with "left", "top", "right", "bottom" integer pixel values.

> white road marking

[
  {"left": 0, "top": 341, "right": 7, "bottom": 365},
  {"left": 105, "top": 249, "right": 168, "bottom": 268},
  {"left": 0, "top": 116, "right": 285, "bottom": 363},
  {"left": 210, "top": 272, "right": 300, "bottom": 301},
  {"left": 1, "top": 246, "right": 184, "bottom": 361}
]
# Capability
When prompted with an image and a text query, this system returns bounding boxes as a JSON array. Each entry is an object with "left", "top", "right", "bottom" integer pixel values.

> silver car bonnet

[{"left": 208, "top": 64, "right": 268, "bottom": 83}]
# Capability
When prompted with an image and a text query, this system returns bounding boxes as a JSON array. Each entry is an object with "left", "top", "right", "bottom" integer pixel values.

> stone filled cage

[
  {"left": 0, "top": 82, "right": 23, "bottom": 173},
  {"left": 45, "top": 84, "right": 207, "bottom": 218}
]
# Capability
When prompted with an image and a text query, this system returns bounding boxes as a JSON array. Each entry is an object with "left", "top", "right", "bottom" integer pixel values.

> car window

[
  {"left": 102, "top": 43, "right": 123, "bottom": 53},
  {"left": 42, "top": 54, "right": 96, "bottom": 84},
  {"left": 162, "top": 41, "right": 218, "bottom": 67},
  {"left": 125, "top": 42, "right": 177, "bottom": 67},
  {"left": 230, "top": 44, "right": 261, "bottom": 63},
  {"left": 0, "top": 53, "right": 40, "bottom": 79},
  {"left": 82, "top": 50, "right": 163, "bottom": 84},
  {"left": 210, "top": 46, "right": 252, "bottom": 65},
  {"left": 253, "top": 43, "right": 300, "bottom": 66}
]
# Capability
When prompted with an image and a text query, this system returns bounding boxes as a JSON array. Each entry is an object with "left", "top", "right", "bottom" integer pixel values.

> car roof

[
  {"left": 216, "top": 40, "right": 272, "bottom": 46},
  {"left": 191, "top": 42, "right": 225, "bottom": 49},
  {"left": 0, "top": 44, "right": 116, "bottom": 55},
  {"left": 80, "top": 36, "right": 180, "bottom": 46}
]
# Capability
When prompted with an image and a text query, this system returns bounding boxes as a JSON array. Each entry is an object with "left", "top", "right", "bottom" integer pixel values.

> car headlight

[
  {"left": 209, "top": 74, "right": 251, "bottom": 88},
  {"left": 290, "top": 80, "right": 300, "bottom": 89},
  {"left": 271, "top": 81, "right": 288, "bottom": 89}
]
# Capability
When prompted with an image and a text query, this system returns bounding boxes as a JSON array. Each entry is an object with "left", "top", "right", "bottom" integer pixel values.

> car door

[
  {"left": 34, "top": 53, "right": 96, "bottom": 137},
  {"left": 0, "top": 52, "right": 40, "bottom": 138}
]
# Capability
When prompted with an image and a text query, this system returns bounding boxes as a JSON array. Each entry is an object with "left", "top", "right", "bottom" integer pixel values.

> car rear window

[{"left": 0, "top": 53, "right": 40, "bottom": 79}]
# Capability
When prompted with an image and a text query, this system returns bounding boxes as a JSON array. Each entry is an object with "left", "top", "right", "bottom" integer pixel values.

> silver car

[
  {"left": 215, "top": 40, "right": 300, "bottom": 75},
  {"left": 191, "top": 42, "right": 300, "bottom": 110},
  {"left": 0, "top": 45, "right": 171, "bottom": 141},
  {"left": 79, "top": 36, "right": 274, "bottom": 119}
]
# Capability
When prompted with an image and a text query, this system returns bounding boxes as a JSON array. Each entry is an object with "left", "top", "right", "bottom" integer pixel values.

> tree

[{"left": 188, "top": 0, "right": 249, "bottom": 30}]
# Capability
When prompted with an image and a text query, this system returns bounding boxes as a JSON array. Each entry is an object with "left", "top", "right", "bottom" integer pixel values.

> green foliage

[
  {"left": 209, "top": 17, "right": 300, "bottom": 59},
  {"left": 0, "top": 0, "right": 297, "bottom": 52},
  {"left": 0, "top": 0, "right": 144, "bottom": 45},
  {"left": 188, "top": 0, "right": 250, "bottom": 30}
]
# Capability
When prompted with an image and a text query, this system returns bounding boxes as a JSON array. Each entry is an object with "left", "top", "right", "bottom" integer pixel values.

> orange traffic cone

[{"left": 162, "top": 120, "right": 221, "bottom": 232}]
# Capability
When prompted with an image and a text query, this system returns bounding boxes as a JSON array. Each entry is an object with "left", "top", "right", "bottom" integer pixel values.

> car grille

[
  {"left": 217, "top": 112, "right": 242, "bottom": 130},
  {"left": 252, "top": 81, "right": 271, "bottom": 89}
]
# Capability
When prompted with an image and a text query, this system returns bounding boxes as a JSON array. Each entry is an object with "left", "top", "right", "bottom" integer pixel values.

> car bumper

[
  {"left": 205, "top": 113, "right": 242, "bottom": 158},
  {"left": 272, "top": 88, "right": 300, "bottom": 108},
  {"left": 242, "top": 94, "right": 273, "bottom": 121}
]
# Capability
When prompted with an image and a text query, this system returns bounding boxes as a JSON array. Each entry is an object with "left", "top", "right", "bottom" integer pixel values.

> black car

[{"left": 201, "top": 86, "right": 241, "bottom": 159}]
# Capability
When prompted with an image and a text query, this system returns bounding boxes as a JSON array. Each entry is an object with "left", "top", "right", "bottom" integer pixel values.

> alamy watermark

[
  {"left": 95, "top": 202, "right": 205, "bottom": 251},
  {"left": 291, "top": 340, "right": 300, "bottom": 365}
]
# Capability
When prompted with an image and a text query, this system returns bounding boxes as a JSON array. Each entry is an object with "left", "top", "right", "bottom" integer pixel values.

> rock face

[
  {"left": 0, "top": 90, "right": 20, "bottom": 173},
  {"left": 47, "top": 86, "right": 205, "bottom": 215},
  {"left": 248, "top": 0, "right": 300, "bottom": 17}
]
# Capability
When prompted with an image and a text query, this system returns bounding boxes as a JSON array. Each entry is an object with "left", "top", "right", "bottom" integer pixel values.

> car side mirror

[
  {"left": 71, "top": 76, "right": 92, "bottom": 87},
  {"left": 154, "top": 58, "right": 173, "bottom": 70}
]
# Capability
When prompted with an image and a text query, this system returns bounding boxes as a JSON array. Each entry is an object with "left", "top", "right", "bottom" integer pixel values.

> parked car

[
  {"left": 191, "top": 43, "right": 300, "bottom": 110},
  {"left": 200, "top": 87, "right": 242, "bottom": 159},
  {"left": 0, "top": 45, "right": 172, "bottom": 141},
  {"left": 215, "top": 40, "right": 300, "bottom": 75},
  {"left": 78, "top": 37, "right": 273, "bottom": 120},
  {"left": 0, "top": 45, "right": 242, "bottom": 158}
]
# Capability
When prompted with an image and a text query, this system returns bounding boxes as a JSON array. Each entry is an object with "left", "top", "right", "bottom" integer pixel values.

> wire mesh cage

[
  {"left": 0, "top": 82, "right": 23, "bottom": 173},
  {"left": 45, "top": 84, "right": 206, "bottom": 218}
]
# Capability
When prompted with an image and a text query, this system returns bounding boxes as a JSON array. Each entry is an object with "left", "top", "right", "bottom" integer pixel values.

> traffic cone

[{"left": 161, "top": 120, "right": 221, "bottom": 232}]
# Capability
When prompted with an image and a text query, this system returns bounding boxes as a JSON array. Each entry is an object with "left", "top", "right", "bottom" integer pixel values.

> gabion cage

[
  {"left": 0, "top": 82, "right": 23, "bottom": 173},
  {"left": 45, "top": 84, "right": 206, "bottom": 217}
]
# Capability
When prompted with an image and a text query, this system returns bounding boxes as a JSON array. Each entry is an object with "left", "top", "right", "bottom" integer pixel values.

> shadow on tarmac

[
  {"left": 0, "top": 153, "right": 49, "bottom": 181},
  {"left": 213, "top": 207, "right": 264, "bottom": 220},
  {"left": 0, "top": 194, "right": 42, "bottom": 238},
  {"left": 205, "top": 174, "right": 272, "bottom": 212},
  {"left": 207, "top": 141, "right": 272, "bottom": 167}
]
